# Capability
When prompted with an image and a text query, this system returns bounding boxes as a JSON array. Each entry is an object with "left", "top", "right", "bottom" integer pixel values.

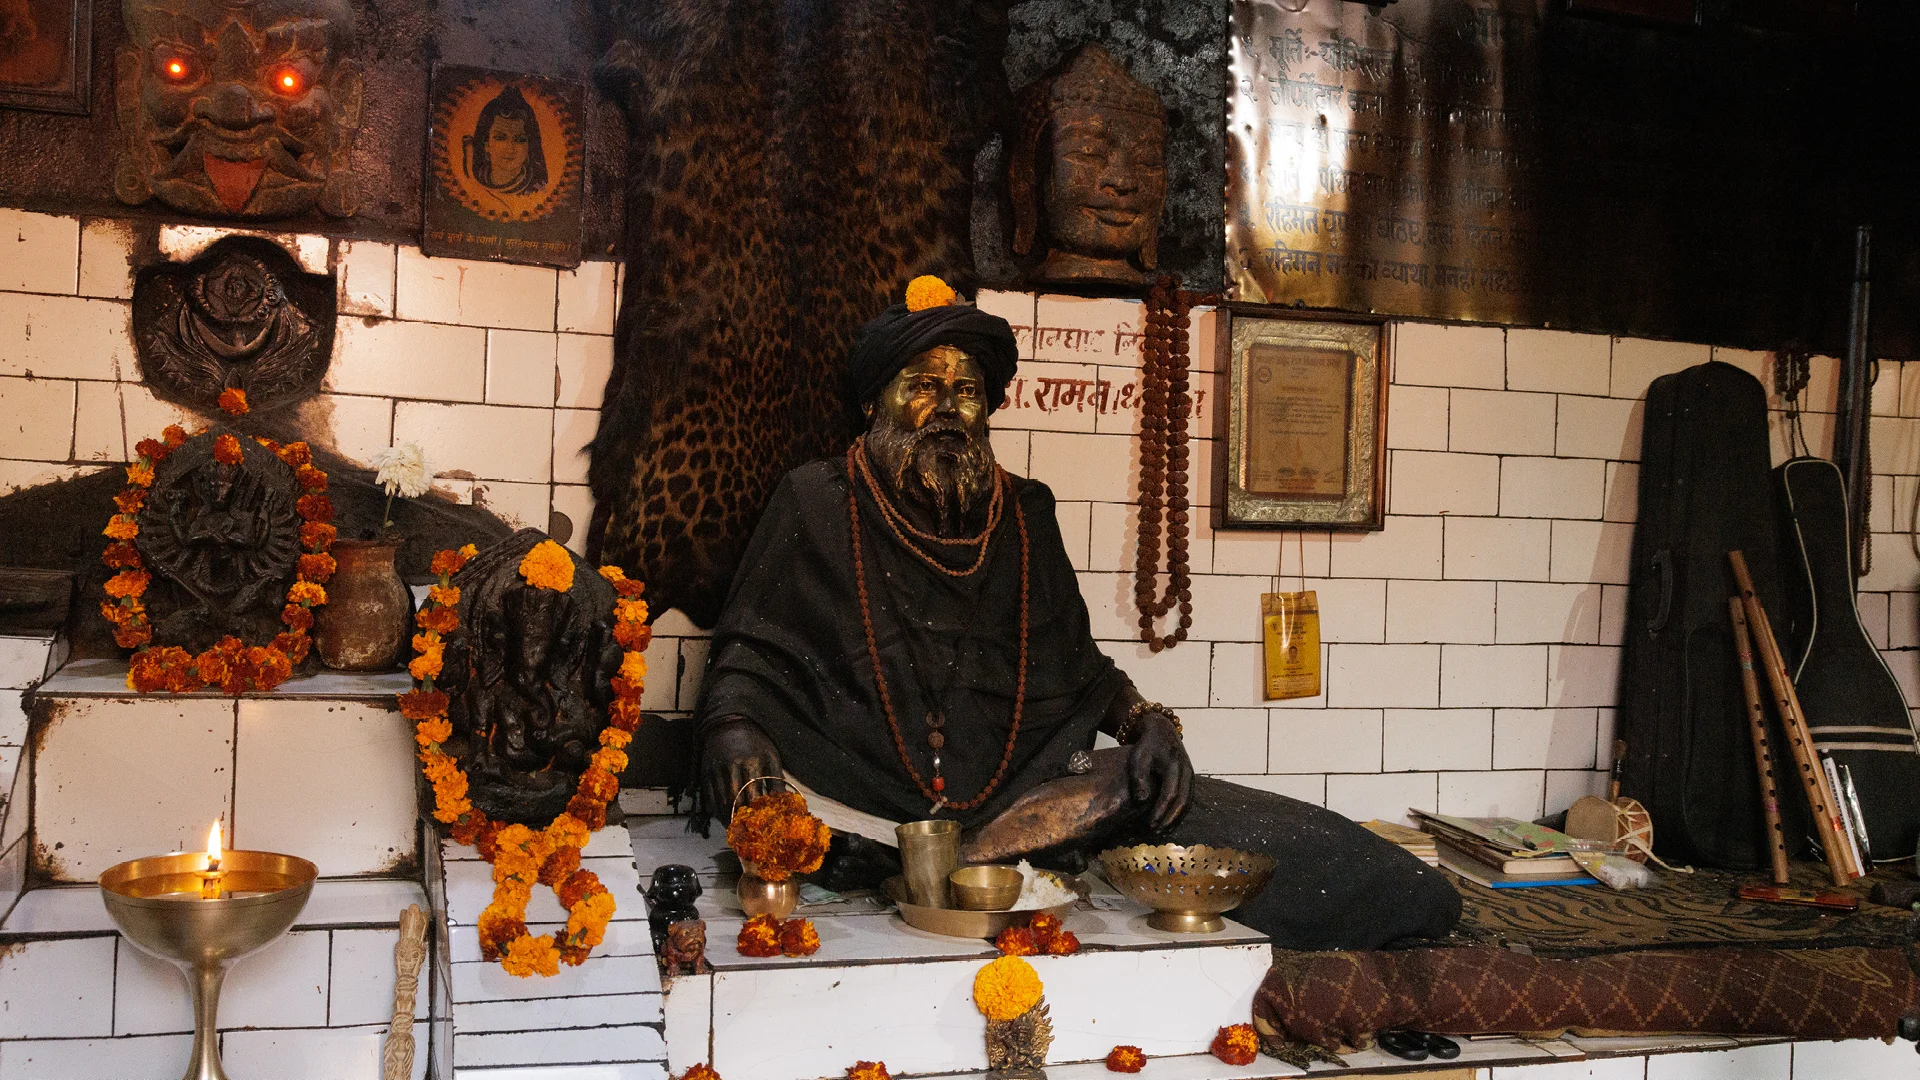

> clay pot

[
  {"left": 314, "top": 539, "right": 412, "bottom": 671},
  {"left": 737, "top": 870, "right": 800, "bottom": 921}
]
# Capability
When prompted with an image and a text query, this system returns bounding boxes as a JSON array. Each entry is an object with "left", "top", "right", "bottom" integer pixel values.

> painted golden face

[
  {"left": 115, "top": 0, "right": 364, "bottom": 219},
  {"left": 866, "top": 346, "right": 997, "bottom": 533},
  {"left": 870, "top": 346, "right": 990, "bottom": 440}
]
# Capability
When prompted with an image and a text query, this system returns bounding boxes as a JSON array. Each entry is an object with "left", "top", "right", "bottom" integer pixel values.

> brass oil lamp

[{"left": 98, "top": 823, "right": 317, "bottom": 1080}]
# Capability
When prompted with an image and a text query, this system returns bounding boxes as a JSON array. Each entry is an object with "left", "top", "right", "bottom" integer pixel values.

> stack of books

[
  {"left": 1411, "top": 810, "right": 1599, "bottom": 889},
  {"left": 1361, "top": 819, "right": 1439, "bottom": 867}
]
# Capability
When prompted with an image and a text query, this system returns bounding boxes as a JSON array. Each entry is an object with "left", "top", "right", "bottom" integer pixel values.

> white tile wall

[{"left": 11, "top": 217, "right": 1920, "bottom": 839}]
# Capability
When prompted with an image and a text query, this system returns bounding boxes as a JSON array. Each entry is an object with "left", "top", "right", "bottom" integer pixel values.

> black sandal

[{"left": 1377, "top": 1030, "right": 1429, "bottom": 1061}]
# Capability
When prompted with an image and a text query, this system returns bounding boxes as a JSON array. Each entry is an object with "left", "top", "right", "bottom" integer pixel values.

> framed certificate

[{"left": 1212, "top": 306, "right": 1388, "bottom": 530}]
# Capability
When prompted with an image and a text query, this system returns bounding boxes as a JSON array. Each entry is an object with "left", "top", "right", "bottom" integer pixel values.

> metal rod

[{"left": 1837, "top": 224, "right": 1873, "bottom": 580}]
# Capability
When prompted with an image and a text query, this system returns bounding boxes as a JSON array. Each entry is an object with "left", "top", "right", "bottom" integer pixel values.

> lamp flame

[{"left": 207, "top": 821, "right": 223, "bottom": 870}]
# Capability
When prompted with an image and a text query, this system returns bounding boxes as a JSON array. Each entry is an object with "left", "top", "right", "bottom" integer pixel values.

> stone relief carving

[
  {"left": 115, "top": 0, "right": 364, "bottom": 219},
  {"left": 133, "top": 238, "right": 336, "bottom": 415}
]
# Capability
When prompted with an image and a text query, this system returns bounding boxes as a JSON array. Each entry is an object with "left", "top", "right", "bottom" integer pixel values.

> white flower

[{"left": 371, "top": 442, "right": 431, "bottom": 499}]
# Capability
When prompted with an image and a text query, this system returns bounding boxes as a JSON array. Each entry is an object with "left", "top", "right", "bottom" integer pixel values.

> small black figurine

[{"left": 647, "top": 863, "right": 703, "bottom": 952}]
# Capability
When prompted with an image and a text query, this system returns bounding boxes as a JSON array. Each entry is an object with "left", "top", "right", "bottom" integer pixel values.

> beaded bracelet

[{"left": 1116, "top": 699, "right": 1183, "bottom": 744}]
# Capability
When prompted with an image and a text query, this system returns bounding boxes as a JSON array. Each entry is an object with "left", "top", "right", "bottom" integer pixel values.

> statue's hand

[
  {"left": 1127, "top": 712, "right": 1193, "bottom": 833},
  {"left": 700, "top": 716, "right": 784, "bottom": 824}
]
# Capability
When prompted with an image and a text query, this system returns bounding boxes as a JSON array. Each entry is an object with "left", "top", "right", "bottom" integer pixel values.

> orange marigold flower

[
  {"left": 579, "top": 767, "right": 620, "bottom": 803},
  {"left": 547, "top": 814, "right": 591, "bottom": 850},
  {"left": 128, "top": 646, "right": 190, "bottom": 691},
  {"left": 295, "top": 494, "right": 334, "bottom": 522},
  {"left": 618, "top": 651, "right": 647, "bottom": 682},
  {"left": 847, "top": 1063, "right": 891, "bottom": 1080},
  {"left": 399, "top": 689, "right": 450, "bottom": 721},
  {"left": 104, "top": 569, "right": 150, "bottom": 599},
  {"left": 727, "top": 791, "right": 831, "bottom": 882},
  {"left": 1041, "top": 929, "right": 1080, "bottom": 956},
  {"left": 677, "top": 1066, "right": 723, "bottom": 1080},
  {"left": 994, "top": 926, "right": 1038, "bottom": 956},
  {"left": 973, "top": 955, "right": 1044, "bottom": 1021},
  {"left": 287, "top": 581, "right": 327, "bottom": 606},
  {"left": 282, "top": 604, "right": 315, "bottom": 631},
  {"left": 254, "top": 437, "right": 281, "bottom": 455},
  {"left": 218, "top": 388, "right": 249, "bottom": 415},
  {"left": 213, "top": 434, "right": 244, "bottom": 465},
  {"left": 597, "top": 564, "right": 628, "bottom": 585},
  {"left": 113, "top": 488, "right": 147, "bottom": 514},
  {"left": 103, "top": 541, "right": 142, "bottom": 568},
  {"left": 566, "top": 794, "right": 608, "bottom": 831},
  {"left": 591, "top": 746, "right": 629, "bottom": 776},
  {"left": 114, "top": 623, "right": 152, "bottom": 649},
  {"left": 612, "top": 577, "right": 646, "bottom": 599},
  {"left": 300, "top": 521, "right": 337, "bottom": 550},
  {"left": 409, "top": 645, "right": 444, "bottom": 682},
  {"left": 194, "top": 647, "right": 232, "bottom": 689},
  {"left": 599, "top": 726, "right": 634, "bottom": 750},
  {"left": 540, "top": 845, "right": 582, "bottom": 887},
  {"left": 248, "top": 646, "right": 293, "bottom": 692},
  {"left": 449, "top": 814, "right": 484, "bottom": 845},
  {"left": 280, "top": 441, "right": 312, "bottom": 467},
  {"left": 564, "top": 890, "right": 618, "bottom": 949},
  {"left": 416, "top": 604, "right": 459, "bottom": 633},
  {"left": 501, "top": 933, "right": 562, "bottom": 978},
  {"left": 125, "top": 462, "right": 155, "bottom": 488},
  {"left": 104, "top": 515, "right": 140, "bottom": 540},
  {"left": 476, "top": 908, "right": 527, "bottom": 962},
  {"left": 270, "top": 632, "right": 311, "bottom": 665},
  {"left": 412, "top": 630, "right": 441, "bottom": 653},
  {"left": 610, "top": 675, "right": 643, "bottom": 703},
  {"left": 295, "top": 464, "right": 327, "bottom": 492},
  {"left": 474, "top": 819, "right": 506, "bottom": 859},
  {"left": 428, "top": 585, "right": 461, "bottom": 608},
  {"left": 736, "top": 915, "right": 783, "bottom": 958},
  {"left": 414, "top": 716, "right": 453, "bottom": 746},
  {"left": 518, "top": 539, "right": 575, "bottom": 592},
  {"left": 298, "top": 552, "right": 336, "bottom": 583},
  {"left": 98, "top": 599, "right": 136, "bottom": 625},
  {"left": 162, "top": 424, "right": 189, "bottom": 447},
  {"left": 1105, "top": 1047, "right": 1147, "bottom": 1073},
  {"left": 429, "top": 548, "right": 468, "bottom": 577},
  {"left": 904, "top": 275, "right": 958, "bottom": 312},
  {"left": 557, "top": 869, "right": 604, "bottom": 911},
  {"left": 134, "top": 438, "right": 167, "bottom": 462},
  {"left": 1028, "top": 913, "right": 1062, "bottom": 937},
  {"left": 608, "top": 698, "right": 643, "bottom": 731},
  {"left": 614, "top": 619, "right": 652, "bottom": 650},
  {"left": 1210, "top": 1025, "right": 1259, "bottom": 1067},
  {"left": 614, "top": 597, "right": 650, "bottom": 624},
  {"left": 779, "top": 918, "right": 820, "bottom": 957}
]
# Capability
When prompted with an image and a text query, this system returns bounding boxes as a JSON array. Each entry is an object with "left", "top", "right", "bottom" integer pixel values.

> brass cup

[
  {"left": 950, "top": 864, "right": 1024, "bottom": 911},
  {"left": 896, "top": 819, "right": 961, "bottom": 908},
  {"left": 100, "top": 850, "right": 317, "bottom": 1080}
]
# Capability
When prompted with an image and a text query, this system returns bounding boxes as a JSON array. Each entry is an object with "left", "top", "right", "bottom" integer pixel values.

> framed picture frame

[
  {"left": 0, "top": 0, "right": 92, "bottom": 115},
  {"left": 423, "top": 64, "right": 587, "bottom": 269},
  {"left": 1211, "top": 305, "right": 1389, "bottom": 531}
]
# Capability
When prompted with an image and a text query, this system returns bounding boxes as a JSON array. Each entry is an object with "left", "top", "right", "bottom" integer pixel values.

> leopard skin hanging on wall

[{"left": 587, "top": 0, "right": 1014, "bottom": 626}]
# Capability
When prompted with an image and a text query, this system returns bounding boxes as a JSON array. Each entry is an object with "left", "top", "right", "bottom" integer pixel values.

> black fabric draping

[
  {"left": 696, "top": 458, "right": 1124, "bottom": 828},
  {"left": 846, "top": 303, "right": 1021, "bottom": 412}
]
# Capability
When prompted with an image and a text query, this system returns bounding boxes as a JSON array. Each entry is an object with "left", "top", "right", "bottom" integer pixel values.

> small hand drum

[{"left": 1099, "top": 843, "right": 1276, "bottom": 933}]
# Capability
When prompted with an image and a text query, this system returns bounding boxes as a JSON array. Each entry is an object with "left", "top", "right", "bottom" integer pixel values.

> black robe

[{"left": 698, "top": 458, "right": 1124, "bottom": 828}]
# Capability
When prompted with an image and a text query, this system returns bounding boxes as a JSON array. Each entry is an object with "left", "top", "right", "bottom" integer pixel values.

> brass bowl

[
  {"left": 950, "top": 864, "right": 1024, "bottom": 911},
  {"left": 883, "top": 873, "right": 1083, "bottom": 939},
  {"left": 1098, "top": 843, "right": 1275, "bottom": 933}
]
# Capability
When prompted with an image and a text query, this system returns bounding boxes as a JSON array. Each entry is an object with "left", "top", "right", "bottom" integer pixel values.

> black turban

[{"left": 847, "top": 302, "right": 1021, "bottom": 412}]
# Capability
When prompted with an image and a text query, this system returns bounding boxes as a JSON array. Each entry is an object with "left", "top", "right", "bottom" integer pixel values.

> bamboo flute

[
  {"left": 1728, "top": 550, "right": 1856, "bottom": 885},
  {"left": 1728, "top": 597, "right": 1793, "bottom": 884}
]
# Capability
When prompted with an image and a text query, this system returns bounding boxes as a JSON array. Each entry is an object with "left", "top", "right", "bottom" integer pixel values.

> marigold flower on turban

[
  {"left": 905, "top": 275, "right": 958, "bottom": 312},
  {"left": 518, "top": 539, "right": 575, "bottom": 592}
]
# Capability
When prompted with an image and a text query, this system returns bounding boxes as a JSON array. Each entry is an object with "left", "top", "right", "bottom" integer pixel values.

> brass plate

[{"left": 883, "top": 873, "right": 1082, "bottom": 940}]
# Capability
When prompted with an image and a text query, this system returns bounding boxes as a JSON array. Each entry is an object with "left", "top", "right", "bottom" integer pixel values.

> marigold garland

[
  {"left": 108, "top": 427, "right": 330, "bottom": 691},
  {"left": 409, "top": 546, "right": 649, "bottom": 976},
  {"left": 1210, "top": 1024, "right": 1259, "bottom": 1066},
  {"left": 1105, "top": 1046, "right": 1147, "bottom": 1073},
  {"left": 973, "top": 955, "right": 1044, "bottom": 1021},
  {"left": 847, "top": 1062, "right": 892, "bottom": 1080}
]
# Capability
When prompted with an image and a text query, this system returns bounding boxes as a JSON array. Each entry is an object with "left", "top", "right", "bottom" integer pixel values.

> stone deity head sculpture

[
  {"left": 133, "top": 237, "right": 336, "bottom": 414},
  {"left": 115, "top": 0, "right": 364, "bottom": 219},
  {"left": 1009, "top": 44, "right": 1167, "bottom": 288},
  {"left": 439, "top": 530, "right": 624, "bottom": 825}
]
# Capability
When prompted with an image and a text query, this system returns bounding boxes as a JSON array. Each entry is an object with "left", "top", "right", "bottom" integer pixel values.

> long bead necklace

[
  {"left": 848, "top": 439, "right": 1007, "bottom": 577},
  {"left": 1133, "top": 275, "right": 1212, "bottom": 652},
  {"left": 848, "top": 460, "right": 1030, "bottom": 813}
]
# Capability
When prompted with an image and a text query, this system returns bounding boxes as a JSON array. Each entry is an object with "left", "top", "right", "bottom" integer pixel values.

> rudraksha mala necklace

[
  {"left": 847, "top": 441, "right": 1031, "bottom": 813},
  {"left": 1134, "top": 275, "right": 1213, "bottom": 652}
]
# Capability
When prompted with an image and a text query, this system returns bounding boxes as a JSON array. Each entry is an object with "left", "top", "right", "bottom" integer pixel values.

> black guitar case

[
  {"left": 1619, "top": 361, "right": 1810, "bottom": 869},
  {"left": 1775, "top": 456, "right": 1920, "bottom": 862}
]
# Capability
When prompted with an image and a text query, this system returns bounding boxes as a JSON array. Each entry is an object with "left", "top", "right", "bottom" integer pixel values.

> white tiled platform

[
  {"left": 0, "top": 878, "right": 431, "bottom": 1080},
  {"left": 26, "top": 661, "right": 419, "bottom": 880}
]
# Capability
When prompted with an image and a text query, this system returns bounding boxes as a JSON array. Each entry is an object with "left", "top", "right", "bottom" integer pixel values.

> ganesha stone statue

[
  {"left": 115, "top": 0, "right": 364, "bottom": 219},
  {"left": 438, "top": 530, "right": 625, "bottom": 824}
]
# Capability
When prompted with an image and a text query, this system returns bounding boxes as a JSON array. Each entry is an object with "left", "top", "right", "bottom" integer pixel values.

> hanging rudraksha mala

[{"left": 1133, "top": 275, "right": 1214, "bottom": 653}]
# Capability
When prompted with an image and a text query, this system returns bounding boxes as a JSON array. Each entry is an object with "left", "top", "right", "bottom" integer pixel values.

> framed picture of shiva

[
  {"left": 1211, "top": 306, "right": 1389, "bottom": 531},
  {"left": 424, "top": 64, "right": 587, "bottom": 268}
]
